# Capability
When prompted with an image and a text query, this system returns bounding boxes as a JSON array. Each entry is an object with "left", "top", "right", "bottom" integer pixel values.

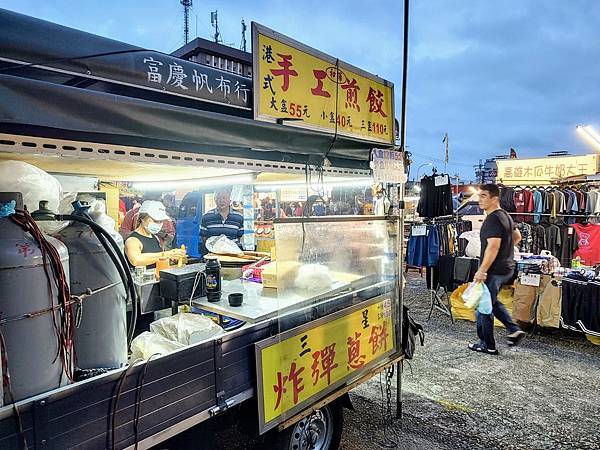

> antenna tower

[
  {"left": 240, "top": 19, "right": 247, "bottom": 51},
  {"left": 181, "top": 0, "right": 192, "bottom": 44},
  {"left": 211, "top": 10, "right": 222, "bottom": 43}
]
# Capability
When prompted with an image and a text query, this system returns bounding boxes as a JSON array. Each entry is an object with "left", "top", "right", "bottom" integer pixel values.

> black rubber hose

[
  {"left": 58, "top": 214, "right": 138, "bottom": 346},
  {"left": 95, "top": 231, "right": 137, "bottom": 344}
]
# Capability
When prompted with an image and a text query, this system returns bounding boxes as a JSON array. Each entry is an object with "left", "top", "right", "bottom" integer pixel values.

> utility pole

[
  {"left": 211, "top": 10, "right": 222, "bottom": 44},
  {"left": 474, "top": 159, "right": 485, "bottom": 183},
  {"left": 240, "top": 19, "right": 247, "bottom": 52},
  {"left": 181, "top": 0, "right": 192, "bottom": 45}
]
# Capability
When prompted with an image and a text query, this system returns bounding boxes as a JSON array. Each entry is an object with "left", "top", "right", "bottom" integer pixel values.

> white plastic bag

[
  {"left": 461, "top": 281, "right": 493, "bottom": 314},
  {"left": 0, "top": 160, "right": 62, "bottom": 212},
  {"left": 130, "top": 331, "right": 185, "bottom": 360},
  {"left": 76, "top": 194, "right": 123, "bottom": 247},
  {"left": 459, "top": 230, "right": 481, "bottom": 258},
  {"left": 150, "top": 313, "right": 223, "bottom": 345},
  {"left": 205, "top": 235, "right": 243, "bottom": 255}
]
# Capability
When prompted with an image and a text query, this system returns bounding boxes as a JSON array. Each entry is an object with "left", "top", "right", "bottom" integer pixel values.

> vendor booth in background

[
  {"left": 0, "top": 9, "right": 408, "bottom": 450},
  {"left": 410, "top": 153, "right": 600, "bottom": 347}
]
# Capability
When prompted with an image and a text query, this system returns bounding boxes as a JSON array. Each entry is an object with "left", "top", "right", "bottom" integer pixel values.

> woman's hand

[{"left": 166, "top": 249, "right": 184, "bottom": 259}]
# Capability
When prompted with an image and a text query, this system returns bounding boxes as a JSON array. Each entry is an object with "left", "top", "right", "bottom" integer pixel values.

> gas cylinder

[
  {"left": 0, "top": 207, "right": 70, "bottom": 404},
  {"left": 55, "top": 220, "right": 127, "bottom": 370}
]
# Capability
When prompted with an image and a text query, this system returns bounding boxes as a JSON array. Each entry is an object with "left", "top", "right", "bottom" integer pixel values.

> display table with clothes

[
  {"left": 512, "top": 217, "right": 586, "bottom": 268},
  {"left": 448, "top": 248, "right": 600, "bottom": 345}
]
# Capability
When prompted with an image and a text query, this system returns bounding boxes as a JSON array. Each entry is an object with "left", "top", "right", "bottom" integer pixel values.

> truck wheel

[{"left": 271, "top": 402, "right": 343, "bottom": 450}]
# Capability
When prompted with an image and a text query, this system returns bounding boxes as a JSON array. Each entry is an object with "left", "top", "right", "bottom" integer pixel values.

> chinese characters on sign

[
  {"left": 257, "top": 298, "right": 395, "bottom": 431},
  {"left": 139, "top": 53, "right": 251, "bottom": 108},
  {"left": 253, "top": 23, "right": 395, "bottom": 144},
  {"left": 371, "top": 149, "right": 407, "bottom": 185},
  {"left": 495, "top": 155, "right": 599, "bottom": 185}
]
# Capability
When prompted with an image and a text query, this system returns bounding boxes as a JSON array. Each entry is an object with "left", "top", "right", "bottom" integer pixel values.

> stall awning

[
  {"left": 0, "top": 8, "right": 393, "bottom": 170},
  {"left": 0, "top": 74, "right": 380, "bottom": 169}
]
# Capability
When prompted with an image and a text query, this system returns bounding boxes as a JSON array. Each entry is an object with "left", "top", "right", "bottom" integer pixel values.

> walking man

[{"left": 470, "top": 184, "right": 526, "bottom": 354}]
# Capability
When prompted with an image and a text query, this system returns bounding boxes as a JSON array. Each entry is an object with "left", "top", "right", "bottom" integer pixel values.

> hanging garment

[
  {"left": 515, "top": 222, "right": 532, "bottom": 253},
  {"left": 530, "top": 224, "right": 547, "bottom": 255},
  {"left": 512, "top": 281, "right": 538, "bottom": 323},
  {"left": 543, "top": 223, "right": 562, "bottom": 258},
  {"left": 533, "top": 190, "right": 544, "bottom": 224},
  {"left": 407, "top": 225, "right": 440, "bottom": 267},
  {"left": 571, "top": 223, "right": 600, "bottom": 266},
  {"left": 500, "top": 186, "right": 516, "bottom": 212},
  {"left": 561, "top": 279, "right": 600, "bottom": 336},
  {"left": 559, "top": 225, "right": 579, "bottom": 268},
  {"left": 514, "top": 190, "right": 534, "bottom": 222},
  {"left": 536, "top": 278, "right": 562, "bottom": 328},
  {"left": 416, "top": 174, "right": 453, "bottom": 218}
]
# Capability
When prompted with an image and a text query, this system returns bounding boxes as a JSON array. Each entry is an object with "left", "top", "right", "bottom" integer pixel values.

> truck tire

[{"left": 270, "top": 402, "right": 344, "bottom": 450}]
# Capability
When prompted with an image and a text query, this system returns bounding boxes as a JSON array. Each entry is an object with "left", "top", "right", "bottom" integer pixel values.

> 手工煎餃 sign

[{"left": 252, "top": 23, "right": 395, "bottom": 145}]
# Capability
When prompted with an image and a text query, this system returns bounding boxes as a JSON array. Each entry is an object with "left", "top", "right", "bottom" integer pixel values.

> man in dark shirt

[
  {"left": 200, "top": 187, "right": 244, "bottom": 255},
  {"left": 470, "top": 184, "right": 526, "bottom": 355}
]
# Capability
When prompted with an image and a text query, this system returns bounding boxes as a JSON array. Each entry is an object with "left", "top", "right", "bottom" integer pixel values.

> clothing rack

[
  {"left": 508, "top": 212, "right": 597, "bottom": 219},
  {"left": 425, "top": 215, "right": 456, "bottom": 322}
]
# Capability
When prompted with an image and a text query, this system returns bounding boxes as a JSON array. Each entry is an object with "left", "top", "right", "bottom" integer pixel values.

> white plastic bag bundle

[
  {"left": 294, "top": 264, "right": 334, "bottom": 291},
  {"left": 459, "top": 230, "right": 481, "bottom": 258},
  {"left": 0, "top": 160, "right": 62, "bottom": 212},
  {"left": 150, "top": 313, "right": 223, "bottom": 345},
  {"left": 76, "top": 194, "right": 122, "bottom": 246},
  {"left": 205, "top": 235, "right": 243, "bottom": 255},
  {"left": 130, "top": 331, "right": 185, "bottom": 360},
  {"left": 461, "top": 281, "right": 493, "bottom": 314}
]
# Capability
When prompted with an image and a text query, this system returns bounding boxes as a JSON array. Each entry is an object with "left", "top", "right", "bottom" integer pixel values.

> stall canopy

[{"left": 0, "top": 8, "right": 393, "bottom": 169}]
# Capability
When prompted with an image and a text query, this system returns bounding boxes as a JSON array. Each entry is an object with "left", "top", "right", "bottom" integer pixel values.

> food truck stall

[{"left": 0, "top": 9, "right": 405, "bottom": 449}]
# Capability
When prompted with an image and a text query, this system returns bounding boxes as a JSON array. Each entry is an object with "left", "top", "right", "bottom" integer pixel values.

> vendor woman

[{"left": 125, "top": 200, "right": 183, "bottom": 268}]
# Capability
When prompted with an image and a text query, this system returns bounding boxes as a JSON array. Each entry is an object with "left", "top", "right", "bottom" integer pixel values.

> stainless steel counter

[{"left": 192, "top": 278, "right": 353, "bottom": 323}]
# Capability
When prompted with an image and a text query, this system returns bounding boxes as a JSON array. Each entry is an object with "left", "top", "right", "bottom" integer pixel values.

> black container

[
  {"left": 205, "top": 256, "right": 222, "bottom": 302},
  {"left": 228, "top": 293, "right": 243, "bottom": 307},
  {"left": 159, "top": 263, "right": 206, "bottom": 302}
]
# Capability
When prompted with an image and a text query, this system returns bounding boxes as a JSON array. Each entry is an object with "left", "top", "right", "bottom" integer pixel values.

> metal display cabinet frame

[{"left": 0, "top": 276, "right": 397, "bottom": 449}]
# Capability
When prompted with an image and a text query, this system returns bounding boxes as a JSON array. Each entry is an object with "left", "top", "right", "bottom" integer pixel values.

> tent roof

[{"left": 0, "top": 9, "right": 394, "bottom": 170}]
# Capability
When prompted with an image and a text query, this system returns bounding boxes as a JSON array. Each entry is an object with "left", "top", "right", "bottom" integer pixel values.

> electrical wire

[
  {"left": 0, "top": 323, "right": 28, "bottom": 450},
  {"left": 133, "top": 353, "right": 160, "bottom": 449},
  {"left": 322, "top": 58, "right": 341, "bottom": 164},
  {"left": 110, "top": 360, "right": 141, "bottom": 450},
  {"left": 10, "top": 209, "right": 75, "bottom": 381}
]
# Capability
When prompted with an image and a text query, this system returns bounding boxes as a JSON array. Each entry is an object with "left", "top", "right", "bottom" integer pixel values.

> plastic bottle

[{"left": 205, "top": 256, "right": 222, "bottom": 302}]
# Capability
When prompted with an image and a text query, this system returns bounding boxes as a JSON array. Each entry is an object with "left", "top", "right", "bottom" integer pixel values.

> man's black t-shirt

[{"left": 480, "top": 209, "right": 515, "bottom": 275}]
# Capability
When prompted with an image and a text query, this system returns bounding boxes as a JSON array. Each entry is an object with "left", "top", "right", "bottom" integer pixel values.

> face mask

[{"left": 146, "top": 221, "right": 163, "bottom": 235}]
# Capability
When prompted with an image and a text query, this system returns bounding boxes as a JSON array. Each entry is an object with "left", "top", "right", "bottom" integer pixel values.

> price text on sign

[
  {"left": 252, "top": 23, "right": 395, "bottom": 145},
  {"left": 521, "top": 274, "right": 541, "bottom": 287},
  {"left": 255, "top": 297, "right": 395, "bottom": 432}
]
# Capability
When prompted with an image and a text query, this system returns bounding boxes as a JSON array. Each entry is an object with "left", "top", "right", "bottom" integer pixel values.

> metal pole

[{"left": 396, "top": 0, "right": 410, "bottom": 420}]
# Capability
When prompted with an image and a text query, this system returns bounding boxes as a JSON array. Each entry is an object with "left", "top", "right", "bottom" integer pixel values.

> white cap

[{"left": 138, "top": 200, "right": 169, "bottom": 221}]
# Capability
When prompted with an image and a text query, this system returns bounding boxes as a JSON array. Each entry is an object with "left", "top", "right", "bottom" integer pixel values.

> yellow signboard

[
  {"left": 496, "top": 155, "right": 599, "bottom": 185},
  {"left": 252, "top": 23, "right": 395, "bottom": 145},
  {"left": 255, "top": 297, "right": 395, "bottom": 432}
]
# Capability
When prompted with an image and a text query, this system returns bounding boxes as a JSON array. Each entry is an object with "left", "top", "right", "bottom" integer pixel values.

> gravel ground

[
  {"left": 341, "top": 273, "right": 600, "bottom": 450},
  {"left": 161, "top": 273, "right": 600, "bottom": 450}
]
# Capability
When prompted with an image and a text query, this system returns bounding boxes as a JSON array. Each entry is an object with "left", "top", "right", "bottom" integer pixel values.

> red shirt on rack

[
  {"left": 571, "top": 223, "right": 600, "bottom": 265},
  {"left": 513, "top": 190, "right": 534, "bottom": 222}
]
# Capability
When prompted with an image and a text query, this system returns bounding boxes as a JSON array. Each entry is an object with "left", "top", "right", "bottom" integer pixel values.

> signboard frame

[
  {"left": 251, "top": 22, "right": 395, "bottom": 145},
  {"left": 254, "top": 294, "right": 397, "bottom": 434},
  {"left": 495, "top": 155, "right": 600, "bottom": 185}
]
